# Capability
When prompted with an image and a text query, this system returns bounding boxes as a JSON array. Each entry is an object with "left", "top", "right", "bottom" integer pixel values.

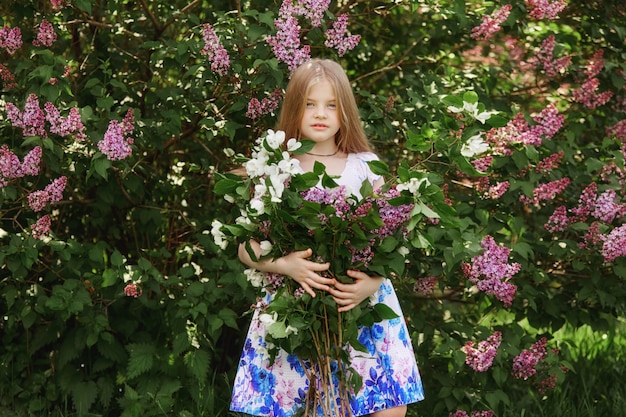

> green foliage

[{"left": 0, "top": 0, "right": 625, "bottom": 416}]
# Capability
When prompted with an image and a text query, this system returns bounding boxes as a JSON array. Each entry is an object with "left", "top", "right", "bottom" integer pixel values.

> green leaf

[
  {"left": 71, "top": 380, "right": 98, "bottom": 413},
  {"left": 126, "top": 343, "right": 156, "bottom": 379},
  {"left": 184, "top": 349, "right": 210, "bottom": 383},
  {"left": 367, "top": 160, "right": 389, "bottom": 176}
]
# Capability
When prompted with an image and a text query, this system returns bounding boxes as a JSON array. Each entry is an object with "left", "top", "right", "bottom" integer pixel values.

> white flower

[
  {"left": 245, "top": 156, "right": 268, "bottom": 178},
  {"left": 278, "top": 156, "right": 301, "bottom": 175},
  {"left": 461, "top": 134, "right": 489, "bottom": 157},
  {"left": 224, "top": 194, "right": 235, "bottom": 203},
  {"left": 287, "top": 138, "right": 301, "bottom": 151},
  {"left": 244, "top": 268, "right": 266, "bottom": 288},
  {"left": 398, "top": 246, "right": 410, "bottom": 256},
  {"left": 235, "top": 215, "right": 251, "bottom": 226},
  {"left": 475, "top": 110, "right": 495, "bottom": 124},
  {"left": 210, "top": 219, "right": 228, "bottom": 250},
  {"left": 259, "top": 240, "right": 273, "bottom": 256},
  {"left": 249, "top": 198, "right": 265, "bottom": 215},
  {"left": 259, "top": 311, "right": 278, "bottom": 327},
  {"left": 264, "top": 129, "right": 286, "bottom": 149},
  {"left": 285, "top": 325, "right": 299, "bottom": 335},
  {"left": 397, "top": 177, "right": 430, "bottom": 195},
  {"left": 253, "top": 183, "right": 268, "bottom": 199},
  {"left": 268, "top": 172, "right": 289, "bottom": 202}
]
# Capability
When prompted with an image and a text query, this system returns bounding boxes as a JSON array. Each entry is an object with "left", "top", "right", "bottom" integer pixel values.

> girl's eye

[
  {"left": 328, "top": 103, "right": 336, "bottom": 109},
  {"left": 306, "top": 102, "right": 315, "bottom": 107}
]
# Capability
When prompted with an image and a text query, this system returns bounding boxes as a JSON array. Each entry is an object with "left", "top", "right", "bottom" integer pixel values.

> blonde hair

[{"left": 278, "top": 59, "right": 372, "bottom": 153}]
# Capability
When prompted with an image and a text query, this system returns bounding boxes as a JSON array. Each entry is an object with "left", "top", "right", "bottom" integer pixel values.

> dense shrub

[{"left": 1, "top": 0, "right": 624, "bottom": 416}]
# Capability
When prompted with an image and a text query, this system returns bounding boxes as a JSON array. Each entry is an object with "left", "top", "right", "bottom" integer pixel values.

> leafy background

[{"left": 1, "top": 0, "right": 625, "bottom": 416}]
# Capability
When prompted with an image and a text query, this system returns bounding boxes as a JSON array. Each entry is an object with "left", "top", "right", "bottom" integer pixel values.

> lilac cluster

[
  {"left": 511, "top": 337, "right": 548, "bottom": 380},
  {"left": 32, "top": 19, "right": 57, "bottom": 47},
  {"left": 573, "top": 50, "right": 613, "bottom": 109},
  {"left": 461, "top": 235, "right": 520, "bottom": 307},
  {"left": 324, "top": 14, "right": 361, "bottom": 57},
  {"left": 486, "top": 104, "right": 564, "bottom": 152},
  {"left": 6, "top": 94, "right": 86, "bottom": 140},
  {"left": 535, "top": 35, "right": 571, "bottom": 77},
  {"left": 51, "top": 0, "right": 65, "bottom": 8},
  {"left": 526, "top": 0, "right": 568, "bottom": 20},
  {"left": 371, "top": 187, "right": 414, "bottom": 239},
  {"left": 606, "top": 119, "right": 626, "bottom": 142},
  {"left": 472, "top": 155, "right": 493, "bottom": 172},
  {"left": 266, "top": 1, "right": 313, "bottom": 72},
  {"left": 301, "top": 185, "right": 352, "bottom": 221},
  {"left": 201, "top": 24, "right": 230, "bottom": 77},
  {"left": 31, "top": 215, "right": 52, "bottom": 240},
  {"left": 291, "top": 0, "right": 330, "bottom": 27},
  {"left": 461, "top": 331, "right": 502, "bottom": 372},
  {"left": 27, "top": 176, "right": 67, "bottom": 212},
  {"left": 413, "top": 276, "right": 438, "bottom": 295},
  {"left": 98, "top": 109, "right": 136, "bottom": 161},
  {"left": 470, "top": 4, "right": 512, "bottom": 41},
  {"left": 246, "top": 89, "right": 283, "bottom": 120},
  {"left": 0, "top": 145, "right": 42, "bottom": 187},
  {"left": 44, "top": 102, "right": 86, "bottom": 140},
  {"left": 124, "top": 282, "right": 142, "bottom": 298},
  {"left": 535, "top": 151, "right": 564, "bottom": 173},
  {"left": 601, "top": 225, "right": 626, "bottom": 263},
  {"left": 519, "top": 177, "right": 570, "bottom": 205},
  {"left": 450, "top": 411, "right": 494, "bottom": 417},
  {"left": 0, "top": 26, "right": 22, "bottom": 55},
  {"left": 347, "top": 240, "right": 374, "bottom": 267},
  {"left": 6, "top": 94, "right": 47, "bottom": 137},
  {"left": 0, "top": 64, "right": 17, "bottom": 89}
]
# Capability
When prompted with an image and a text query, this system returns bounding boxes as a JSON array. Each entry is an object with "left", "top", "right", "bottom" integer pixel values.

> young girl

[{"left": 230, "top": 59, "right": 424, "bottom": 417}]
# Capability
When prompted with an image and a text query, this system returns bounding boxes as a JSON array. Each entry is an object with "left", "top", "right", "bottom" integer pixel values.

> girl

[{"left": 230, "top": 59, "right": 424, "bottom": 417}]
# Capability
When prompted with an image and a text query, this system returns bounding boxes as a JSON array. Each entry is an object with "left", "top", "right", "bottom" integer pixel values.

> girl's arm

[
  {"left": 238, "top": 242, "right": 335, "bottom": 298},
  {"left": 327, "top": 269, "right": 384, "bottom": 312}
]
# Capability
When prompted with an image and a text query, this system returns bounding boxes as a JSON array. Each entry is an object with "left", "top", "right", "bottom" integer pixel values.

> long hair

[{"left": 278, "top": 59, "right": 372, "bottom": 153}]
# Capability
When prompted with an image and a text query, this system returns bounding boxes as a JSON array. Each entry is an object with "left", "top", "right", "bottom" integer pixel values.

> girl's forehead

[{"left": 306, "top": 79, "right": 336, "bottom": 97}]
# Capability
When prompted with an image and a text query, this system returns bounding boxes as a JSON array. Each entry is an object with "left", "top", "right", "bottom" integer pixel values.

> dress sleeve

[{"left": 352, "top": 152, "right": 382, "bottom": 186}]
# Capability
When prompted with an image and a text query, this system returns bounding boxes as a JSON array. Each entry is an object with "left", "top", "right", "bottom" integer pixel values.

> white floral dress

[{"left": 230, "top": 153, "right": 425, "bottom": 416}]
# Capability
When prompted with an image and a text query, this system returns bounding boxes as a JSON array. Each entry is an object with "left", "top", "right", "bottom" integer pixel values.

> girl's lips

[{"left": 312, "top": 124, "right": 328, "bottom": 128}]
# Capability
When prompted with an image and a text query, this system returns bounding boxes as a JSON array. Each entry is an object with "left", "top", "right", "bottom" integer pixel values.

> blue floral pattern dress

[{"left": 230, "top": 153, "right": 425, "bottom": 416}]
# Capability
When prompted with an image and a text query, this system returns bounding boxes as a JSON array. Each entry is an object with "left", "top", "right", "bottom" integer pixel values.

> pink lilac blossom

[
  {"left": 246, "top": 89, "right": 283, "bottom": 119},
  {"left": 461, "top": 235, "right": 520, "bottom": 307},
  {"left": 461, "top": 331, "right": 502, "bottom": 372},
  {"left": 0, "top": 26, "right": 23, "bottom": 55},
  {"left": 98, "top": 109, "right": 135, "bottom": 161},
  {"left": 31, "top": 215, "right": 52, "bottom": 240},
  {"left": 44, "top": 102, "right": 87, "bottom": 140},
  {"left": 293, "top": 0, "right": 330, "bottom": 27},
  {"left": 27, "top": 176, "right": 67, "bottom": 212},
  {"left": 512, "top": 337, "right": 548, "bottom": 380},
  {"left": 601, "top": 224, "right": 626, "bottom": 263},
  {"left": 32, "top": 19, "right": 57, "bottom": 47},
  {"left": 6, "top": 94, "right": 47, "bottom": 137},
  {"left": 324, "top": 14, "right": 361, "bottom": 57},
  {"left": 484, "top": 181, "right": 510, "bottom": 200},
  {"left": 414, "top": 276, "right": 438, "bottom": 295},
  {"left": 51, "top": 0, "right": 65, "bottom": 8},
  {"left": 573, "top": 50, "right": 613, "bottom": 109},
  {"left": 267, "top": 1, "right": 311, "bottom": 72},
  {"left": 124, "top": 282, "right": 142, "bottom": 298},
  {"left": 544, "top": 205, "right": 569, "bottom": 232},
  {"left": 519, "top": 177, "right": 570, "bottom": 205},
  {"left": 526, "top": 0, "right": 568, "bottom": 20},
  {"left": 472, "top": 155, "right": 493, "bottom": 172},
  {"left": 592, "top": 189, "right": 624, "bottom": 223},
  {"left": 606, "top": 119, "right": 626, "bottom": 142},
  {"left": 0, "top": 145, "right": 42, "bottom": 187},
  {"left": 535, "top": 35, "right": 571, "bottom": 77},
  {"left": 371, "top": 186, "right": 414, "bottom": 239},
  {"left": 470, "top": 4, "right": 512, "bottom": 41},
  {"left": 580, "top": 221, "right": 602, "bottom": 249},
  {"left": 200, "top": 24, "right": 230, "bottom": 77},
  {"left": 536, "top": 151, "right": 564, "bottom": 174},
  {"left": 0, "top": 64, "right": 17, "bottom": 89}
]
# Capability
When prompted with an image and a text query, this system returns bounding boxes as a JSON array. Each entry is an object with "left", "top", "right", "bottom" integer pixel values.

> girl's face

[{"left": 299, "top": 79, "right": 340, "bottom": 149}]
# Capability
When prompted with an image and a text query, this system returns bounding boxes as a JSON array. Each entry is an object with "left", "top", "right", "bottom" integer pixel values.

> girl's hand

[
  {"left": 275, "top": 248, "right": 334, "bottom": 298},
  {"left": 328, "top": 269, "right": 384, "bottom": 312}
]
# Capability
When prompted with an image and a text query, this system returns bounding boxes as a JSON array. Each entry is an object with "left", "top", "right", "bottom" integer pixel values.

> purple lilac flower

[
  {"left": 544, "top": 205, "right": 569, "bottom": 232},
  {"left": 526, "top": 0, "right": 568, "bottom": 20},
  {"left": 0, "top": 26, "right": 23, "bottom": 55},
  {"left": 601, "top": 224, "right": 626, "bottom": 263},
  {"left": 98, "top": 109, "right": 135, "bottom": 161},
  {"left": 294, "top": 0, "right": 331, "bottom": 27},
  {"left": 44, "top": 102, "right": 86, "bottom": 140},
  {"left": 324, "top": 14, "right": 361, "bottom": 57},
  {"left": 6, "top": 94, "right": 47, "bottom": 137},
  {"left": 267, "top": 2, "right": 311, "bottom": 72},
  {"left": 201, "top": 24, "right": 230, "bottom": 76},
  {"left": 461, "top": 235, "right": 520, "bottom": 307},
  {"left": 470, "top": 4, "right": 511, "bottom": 41},
  {"left": 374, "top": 187, "right": 414, "bottom": 239},
  {"left": 414, "top": 276, "right": 438, "bottom": 295},
  {"left": 32, "top": 19, "right": 57, "bottom": 47},
  {"left": 124, "top": 282, "right": 142, "bottom": 298},
  {"left": 246, "top": 89, "right": 283, "bottom": 119},
  {"left": 32, "top": 215, "right": 52, "bottom": 240},
  {"left": 0, "top": 63, "right": 17, "bottom": 89},
  {"left": 27, "top": 176, "right": 67, "bottom": 212},
  {"left": 512, "top": 337, "right": 548, "bottom": 380},
  {"left": 0, "top": 145, "right": 42, "bottom": 187},
  {"left": 461, "top": 331, "right": 502, "bottom": 372},
  {"left": 519, "top": 177, "right": 570, "bottom": 205}
]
